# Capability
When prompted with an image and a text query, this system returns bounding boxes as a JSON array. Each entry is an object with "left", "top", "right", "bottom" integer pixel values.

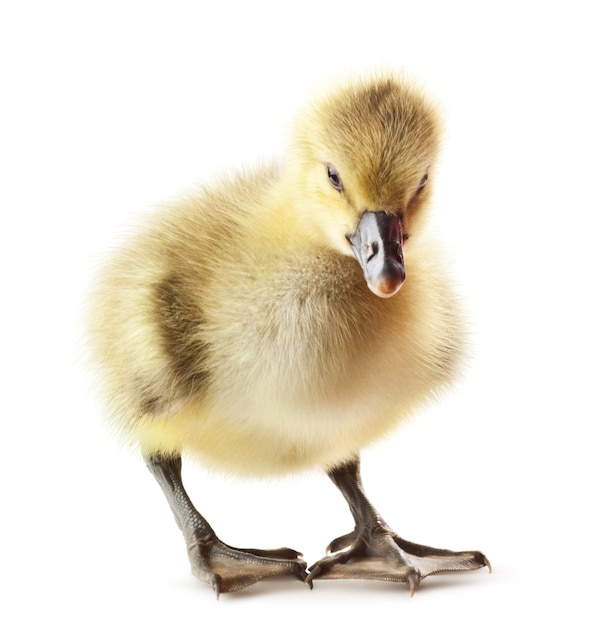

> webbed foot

[
  {"left": 188, "top": 538, "right": 308, "bottom": 596},
  {"left": 307, "top": 529, "right": 489, "bottom": 594}
]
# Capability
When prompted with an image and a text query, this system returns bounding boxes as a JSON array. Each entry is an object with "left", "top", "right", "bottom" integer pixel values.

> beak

[{"left": 348, "top": 211, "right": 406, "bottom": 298}]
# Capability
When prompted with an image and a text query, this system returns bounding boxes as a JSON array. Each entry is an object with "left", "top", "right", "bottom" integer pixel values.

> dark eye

[
  {"left": 327, "top": 164, "right": 344, "bottom": 192},
  {"left": 417, "top": 172, "right": 429, "bottom": 191}
]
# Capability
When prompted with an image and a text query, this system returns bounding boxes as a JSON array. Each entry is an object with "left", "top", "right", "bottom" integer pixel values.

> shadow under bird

[{"left": 86, "top": 73, "right": 490, "bottom": 597}]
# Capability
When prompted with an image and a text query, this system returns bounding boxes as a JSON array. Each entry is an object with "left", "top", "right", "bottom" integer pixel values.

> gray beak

[{"left": 348, "top": 211, "right": 406, "bottom": 298}]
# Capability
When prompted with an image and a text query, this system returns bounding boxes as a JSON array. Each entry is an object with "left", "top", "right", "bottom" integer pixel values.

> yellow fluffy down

[{"left": 85, "top": 74, "right": 464, "bottom": 477}]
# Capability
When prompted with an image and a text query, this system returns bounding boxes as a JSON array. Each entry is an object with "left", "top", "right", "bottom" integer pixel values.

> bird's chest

[
  {"left": 208, "top": 253, "right": 387, "bottom": 409},
  {"left": 186, "top": 251, "right": 459, "bottom": 474}
]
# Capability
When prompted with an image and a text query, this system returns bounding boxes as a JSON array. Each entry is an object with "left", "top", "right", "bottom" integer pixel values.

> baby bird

[{"left": 87, "top": 74, "right": 489, "bottom": 596}]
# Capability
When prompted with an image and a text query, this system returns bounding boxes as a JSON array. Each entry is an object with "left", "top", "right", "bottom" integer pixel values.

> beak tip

[{"left": 368, "top": 276, "right": 405, "bottom": 298}]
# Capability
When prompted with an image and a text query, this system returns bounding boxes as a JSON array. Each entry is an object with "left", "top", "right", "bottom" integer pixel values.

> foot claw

[
  {"left": 483, "top": 554, "right": 493, "bottom": 574},
  {"left": 212, "top": 575, "right": 221, "bottom": 600},
  {"left": 407, "top": 569, "right": 420, "bottom": 597},
  {"left": 305, "top": 564, "right": 321, "bottom": 587}
]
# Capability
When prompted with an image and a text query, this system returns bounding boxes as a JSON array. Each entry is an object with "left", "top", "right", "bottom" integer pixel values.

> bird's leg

[
  {"left": 145, "top": 454, "right": 308, "bottom": 596},
  {"left": 306, "top": 457, "right": 490, "bottom": 594}
]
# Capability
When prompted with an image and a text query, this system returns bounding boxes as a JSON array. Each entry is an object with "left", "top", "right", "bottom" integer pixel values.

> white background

[{"left": 1, "top": 1, "right": 614, "bottom": 623}]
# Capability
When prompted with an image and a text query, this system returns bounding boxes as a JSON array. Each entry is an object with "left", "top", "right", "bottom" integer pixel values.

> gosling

[{"left": 87, "top": 74, "right": 490, "bottom": 596}]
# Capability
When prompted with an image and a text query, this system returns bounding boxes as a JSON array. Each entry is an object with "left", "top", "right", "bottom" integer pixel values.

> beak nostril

[{"left": 366, "top": 242, "right": 378, "bottom": 263}]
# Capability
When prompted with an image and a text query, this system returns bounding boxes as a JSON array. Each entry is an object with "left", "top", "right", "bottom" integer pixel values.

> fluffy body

[{"left": 87, "top": 75, "right": 464, "bottom": 477}]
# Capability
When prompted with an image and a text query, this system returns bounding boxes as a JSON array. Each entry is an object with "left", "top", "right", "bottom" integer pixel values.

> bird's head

[{"left": 283, "top": 74, "right": 441, "bottom": 298}]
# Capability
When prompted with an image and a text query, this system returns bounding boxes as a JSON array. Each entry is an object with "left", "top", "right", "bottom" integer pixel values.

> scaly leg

[
  {"left": 306, "top": 457, "right": 490, "bottom": 594},
  {"left": 145, "top": 454, "right": 308, "bottom": 596}
]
